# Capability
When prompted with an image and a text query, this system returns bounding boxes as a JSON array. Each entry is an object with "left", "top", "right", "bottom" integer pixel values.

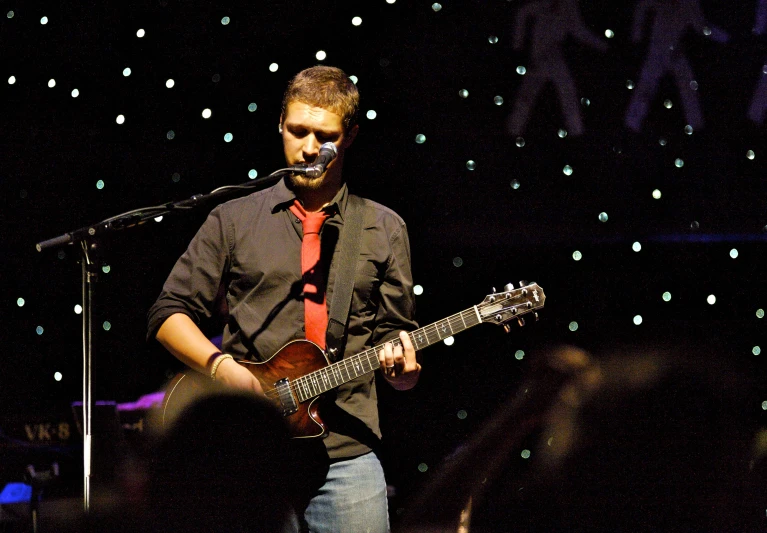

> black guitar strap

[{"left": 325, "top": 194, "right": 364, "bottom": 362}]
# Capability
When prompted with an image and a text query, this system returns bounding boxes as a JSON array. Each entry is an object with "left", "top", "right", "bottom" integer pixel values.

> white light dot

[
  {"left": 432, "top": 3, "right": 442, "bottom": 12},
  {"left": 730, "top": 248, "right": 739, "bottom": 259},
  {"left": 515, "top": 350, "right": 525, "bottom": 360},
  {"left": 248, "top": 169, "right": 258, "bottom": 179},
  {"left": 633, "top": 315, "right": 643, "bottom": 325},
  {"left": 316, "top": 50, "right": 327, "bottom": 61},
  {"left": 443, "top": 336, "right": 455, "bottom": 346},
  {"left": 626, "top": 80, "right": 635, "bottom": 90},
  {"left": 123, "top": 68, "right": 131, "bottom": 77},
  {"left": 352, "top": 16, "right": 362, "bottom": 26},
  {"left": 516, "top": 66, "right": 527, "bottom": 75},
  {"left": 36, "top": 326, "right": 44, "bottom": 335},
  {"left": 466, "top": 160, "right": 476, "bottom": 171},
  {"left": 568, "top": 321, "right": 579, "bottom": 331},
  {"left": 659, "top": 137, "right": 667, "bottom": 146},
  {"left": 747, "top": 150, "right": 755, "bottom": 160},
  {"left": 224, "top": 133, "right": 233, "bottom": 143},
  {"left": 757, "top": 309, "right": 764, "bottom": 319},
  {"left": 453, "top": 257, "right": 464, "bottom": 267},
  {"left": 71, "top": 88, "right": 79, "bottom": 98},
  {"left": 414, "top": 285, "right": 424, "bottom": 296},
  {"left": 459, "top": 89, "right": 469, "bottom": 98},
  {"left": 494, "top": 96, "right": 504, "bottom": 105},
  {"left": 762, "top": 401, "right": 767, "bottom": 410},
  {"left": 572, "top": 250, "right": 582, "bottom": 261},
  {"left": 457, "top": 410, "right": 467, "bottom": 419},
  {"left": 674, "top": 158, "right": 684, "bottom": 168},
  {"left": 48, "top": 79, "right": 56, "bottom": 88},
  {"left": 563, "top": 165, "right": 573, "bottom": 176},
  {"left": 54, "top": 372, "right": 62, "bottom": 382},
  {"left": 632, "top": 242, "right": 642, "bottom": 252},
  {"left": 221, "top": 16, "right": 230, "bottom": 25},
  {"left": 366, "top": 110, "right": 377, "bottom": 120},
  {"left": 349, "top": 75, "right": 358, "bottom": 84},
  {"left": 387, "top": 0, "right": 396, "bottom": 3},
  {"left": 202, "top": 108, "right": 212, "bottom": 119},
  {"left": 166, "top": 79, "right": 175, "bottom": 88},
  {"left": 16, "top": 298, "right": 25, "bottom": 307},
  {"left": 598, "top": 212, "right": 608, "bottom": 223},
  {"left": 684, "top": 125, "right": 693, "bottom": 135},
  {"left": 488, "top": 35, "right": 499, "bottom": 44},
  {"left": 8, "top": 76, "right": 16, "bottom": 85},
  {"left": 707, "top": 294, "right": 716, "bottom": 305},
  {"left": 154, "top": 216, "right": 164, "bottom": 223},
  {"left": 418, "top": 463, "right": 428, "bottom": 472},
  {"left": 269, "top": 63, "right": 279, "bottom": 72},
  {"left": 690, "top": 80, "right": 699, "bottom": 90},
  {"left": 753, "top": 346, "right": 761, "bottom": 356},
  {"left": 248, "top": 102, "right": 257, "bottom": 112},
  {"left": 103, "top": 321, "right": 112, "bottom": 331},
  {"left": 605, "top": 29, "right": 614, "bottom": 38},
  {"left": 102, "top": 265, "right": 111, "bottom": 274},
  {"left": 662, "top": 292, "right": 672, "bottom": 302},
  {"left": 557, "top": 129, "right": 568, "bottom": 138},
  {"left": 510, "top": 179, "right": 521, "bottom": 190},
  {"left": 41, "top": 16, "right": 49, "bottom": 25},
  {"left": 415, "top": 134, "right": 426, "bottom": 144},
  {"left": 521, "top": 449, "right": 531, "bottom": 459},
  {"left": 96, "top": 180, "right": 105, "bottom": 190},
  {"left": 75, "top": 304, "right": 83, "bottom": 314},
  {"left": 664, "top": 99, "right": 673, "bottom": 109},
  {"left": 703, "top": 26, "right": 712, "bottom": 36},
  {"left": 116, "top": 114, "right": 125, "bottom": 124},
  {"left": 516, "top": 137, "right": 525, "bottom": 147},
  {"left": 136, "top": 29, "right": 145, "bottom": 38},
  {"left": 652, "top": 189, "right": 662, "bottom": 199},
  {"left": 7, "top": 10, "right": 14, "bottom": 18},
  {"left": 581, "top": 97, "right": 591, "bottom": 107}
]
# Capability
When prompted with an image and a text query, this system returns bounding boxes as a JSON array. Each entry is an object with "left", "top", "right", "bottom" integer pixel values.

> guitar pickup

[{"left": 274, "top": 378, "right": 298, "bottom": 417}]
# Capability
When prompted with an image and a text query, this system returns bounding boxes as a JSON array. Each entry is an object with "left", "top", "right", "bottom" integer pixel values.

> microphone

[{"left": 293, "top": 142, "right": 338, "bottom": 178}]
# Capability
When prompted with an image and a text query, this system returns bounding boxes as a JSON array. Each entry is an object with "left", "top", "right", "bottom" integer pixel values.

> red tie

[{"left": 289, "top": 200, "right": 330, "bottom": 348}]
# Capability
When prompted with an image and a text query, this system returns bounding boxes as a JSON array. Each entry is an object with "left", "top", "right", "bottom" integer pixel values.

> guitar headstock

[{"left": 478, "top": 282, "right": 545, "bottom": 329}]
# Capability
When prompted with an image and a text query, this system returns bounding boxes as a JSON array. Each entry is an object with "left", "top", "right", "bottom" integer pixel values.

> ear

[
  {"left": 341, "top": 124, "right": 359, "bottom": 148},
  {"left": 278, "top": 114, "right": 284, "bottom": 134}
]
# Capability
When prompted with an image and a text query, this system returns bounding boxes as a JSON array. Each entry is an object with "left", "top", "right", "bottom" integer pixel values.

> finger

[{"left": 400, "top": 331, "right": 416, "bottom": 367}]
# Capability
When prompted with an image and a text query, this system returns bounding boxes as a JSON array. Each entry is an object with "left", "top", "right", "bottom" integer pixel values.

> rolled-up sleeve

[{"left": 147, "top": 206, "right": 230, "bottom": 341}]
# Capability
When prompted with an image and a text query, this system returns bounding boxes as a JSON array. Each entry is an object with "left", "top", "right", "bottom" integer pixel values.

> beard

[{"left": 287, "top": 172, "right": 326, "bottom": 191}]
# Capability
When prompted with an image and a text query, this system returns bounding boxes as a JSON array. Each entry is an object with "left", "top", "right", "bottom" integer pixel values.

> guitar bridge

[{"left": 274, "top": 378, "right": 298, "bottom": 417}]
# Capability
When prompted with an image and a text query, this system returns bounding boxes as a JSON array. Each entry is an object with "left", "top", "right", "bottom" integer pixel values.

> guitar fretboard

[{"left": 292, "top": 306, "right": 482, "bottom": 402}]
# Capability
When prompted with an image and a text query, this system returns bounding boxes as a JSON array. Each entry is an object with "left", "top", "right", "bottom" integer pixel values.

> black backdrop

[{"left": 1, "top": 0, "right": 766, "bottom": 514}]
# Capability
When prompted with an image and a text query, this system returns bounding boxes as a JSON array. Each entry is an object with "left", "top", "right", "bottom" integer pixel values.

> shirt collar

[{"left": 270, "top": 177, "right": 348, "bottom": 222}]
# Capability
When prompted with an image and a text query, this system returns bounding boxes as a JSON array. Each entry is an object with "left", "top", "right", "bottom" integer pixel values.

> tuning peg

[
  {"left": 534, "top": 312, "right": 539, "bottom": 322},
  {"left": 503, "top": 324, "right": 511, "bottom": 334},
  {"left": 517, "top": 317, "right": 526, "bottom": 327},
  {"left": 519, "top": 280, "right": 528, "bottom": 288},
  {"left": 492, "top": 287, "right": 497, "bottom": 293},
  {"left": 503, "top": 283, "right": 514, "bottom": 292}
]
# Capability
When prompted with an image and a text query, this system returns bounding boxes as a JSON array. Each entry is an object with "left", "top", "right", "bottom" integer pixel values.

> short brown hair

[{"left": 281, "top": 66, "right": 359, "bottom": 133}]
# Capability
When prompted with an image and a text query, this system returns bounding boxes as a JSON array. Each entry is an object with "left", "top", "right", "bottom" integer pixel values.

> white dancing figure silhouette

[
  {"left": 747, "top": 0, "right": 767, "bottom": 124},
  {"left": 507, "top": 0, "right": 607, "bottom": 137},
  {"left": 625, "top": 0, "right": 728, "bottom": 132}
]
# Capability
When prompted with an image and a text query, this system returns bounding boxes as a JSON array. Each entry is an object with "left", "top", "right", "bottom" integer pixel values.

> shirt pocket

[{"left": 353, "top": 257, "right": 384, "bottom": 310}]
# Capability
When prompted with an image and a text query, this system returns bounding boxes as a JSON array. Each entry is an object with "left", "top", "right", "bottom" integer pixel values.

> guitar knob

[
  {"left": 503, "top": 283, "right": 514, "bottom": 292},
  {"left": 495, "top": 314, "right": 503, "bottom": 322}
]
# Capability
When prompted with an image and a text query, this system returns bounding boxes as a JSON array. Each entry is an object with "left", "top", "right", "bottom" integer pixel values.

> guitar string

[{"left": 258, "top": 291, "right": 541, "bottom": 401}]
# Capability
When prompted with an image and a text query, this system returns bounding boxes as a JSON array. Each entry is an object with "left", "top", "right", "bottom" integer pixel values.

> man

[{"left": 147, "top": 65, "right": 420, "bottom": 532}]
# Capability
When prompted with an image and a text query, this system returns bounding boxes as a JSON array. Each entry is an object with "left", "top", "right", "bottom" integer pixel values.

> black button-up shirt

[{"left": 148, "top": 178, "right": 418, "bottom": 458}]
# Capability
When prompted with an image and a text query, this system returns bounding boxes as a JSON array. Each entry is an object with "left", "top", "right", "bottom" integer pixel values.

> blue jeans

[{"left": 285, "top": 451, "right": 390, "bottom": 533}]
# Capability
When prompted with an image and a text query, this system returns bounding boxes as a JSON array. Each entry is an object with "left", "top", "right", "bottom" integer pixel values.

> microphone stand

[{"left": 35, "top": 167, "right": 297, "bottom": 514}]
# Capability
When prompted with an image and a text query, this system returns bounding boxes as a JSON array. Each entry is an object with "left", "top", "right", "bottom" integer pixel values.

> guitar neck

[{"left": 292, "top": 306, "right": 482, "bottom": 402}]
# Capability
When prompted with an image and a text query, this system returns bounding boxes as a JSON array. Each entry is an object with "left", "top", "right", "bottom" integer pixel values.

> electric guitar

[{"left": 161, "top": 283, "right": 546, "bottom": 438}]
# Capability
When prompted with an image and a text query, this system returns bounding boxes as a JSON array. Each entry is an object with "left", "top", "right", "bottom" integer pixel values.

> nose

[{"left": 302, "top": 135, "right": 320, "bottom": 162}]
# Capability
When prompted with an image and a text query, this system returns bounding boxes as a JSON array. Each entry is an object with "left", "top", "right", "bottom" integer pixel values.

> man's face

[{"left": 281, "top": 101, "right": 357, "bottom": 192}]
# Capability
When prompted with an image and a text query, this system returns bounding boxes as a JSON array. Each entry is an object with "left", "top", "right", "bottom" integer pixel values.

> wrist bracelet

[{"left": 210, "top": 353, "right": 234, "bottom": 380}]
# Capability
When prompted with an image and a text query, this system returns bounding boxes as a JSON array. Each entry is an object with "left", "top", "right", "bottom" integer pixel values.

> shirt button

[{"left": 301, "top": 326, "right": 305, "bottom": 331}]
